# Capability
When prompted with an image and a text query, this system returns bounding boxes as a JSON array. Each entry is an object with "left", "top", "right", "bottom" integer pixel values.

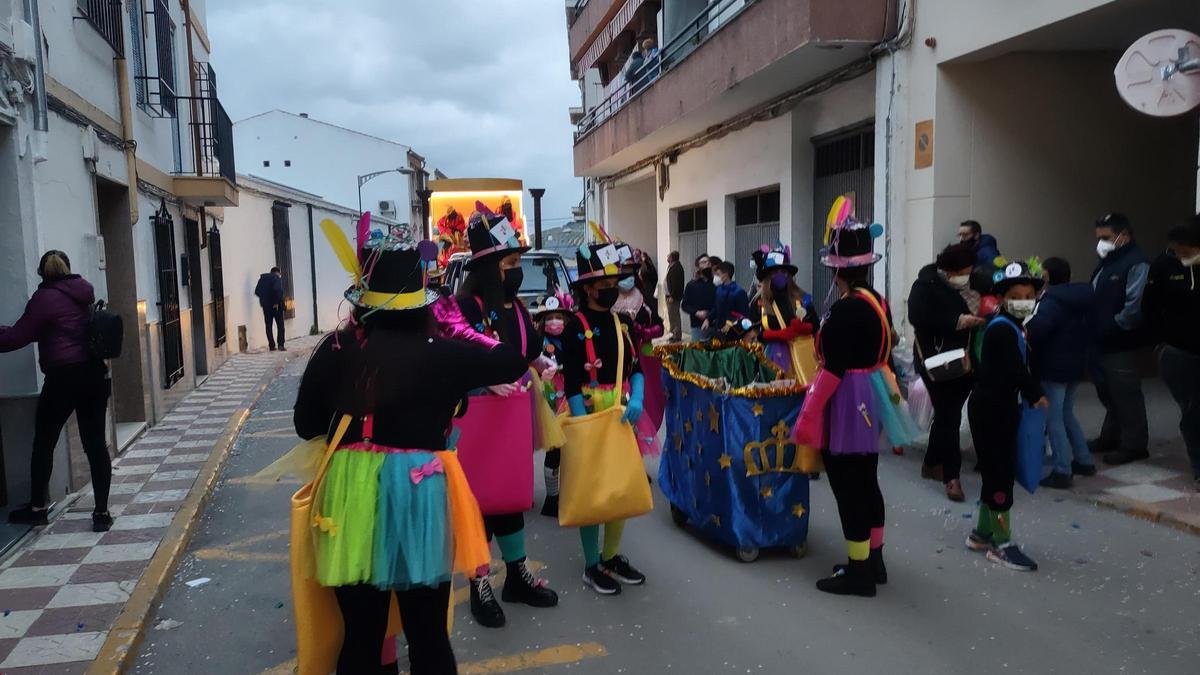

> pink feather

[
  {"left": 356, "top": 212, "right": 372, "bottom": 254},
  {"left": 475, "top": 201, "right": 496, "bottom": 218}
]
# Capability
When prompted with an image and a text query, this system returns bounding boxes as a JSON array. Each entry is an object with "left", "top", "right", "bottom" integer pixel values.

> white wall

[{"left": 605, "top": 176, "right": 657, "bottom": 257}]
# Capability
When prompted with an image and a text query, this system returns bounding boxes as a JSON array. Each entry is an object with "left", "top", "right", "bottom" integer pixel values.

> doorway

[
  {"left": 812, "top": 123, "right": 874, "bottom": 313},
  {"left": 152, "top": 205, "right": 185, "bottom": 388},
  {"left": 183, "top": 216, "right": 208, "bottom": 377}
]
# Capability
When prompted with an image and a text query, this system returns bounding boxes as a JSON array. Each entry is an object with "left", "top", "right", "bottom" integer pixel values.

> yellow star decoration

[
  {"left": 792, "top": 503, "right": 806, "bottom": 518},
  {"left": 673, "top": 433, "right": 683, "bottom": 451},
  {"left": 710, "top": 514, "right": 721, "bottom": 528},
  {"left": 695, "top": 409, "right": 703, "bottom": 422},
  {"left": 718, "top": 453, "right": 733, "bottom": 470},
  {"left": 752, "top": 403, "right": 764, "bottom": 417},
  {"left": 683, "top": 420, "right": 693, "bottom": 434},
  {"left": 707, "top": 404, "right": 720, "bottom": 433},
  {"left": 760, "top": 486, "right": 774, "bottom": 499}
]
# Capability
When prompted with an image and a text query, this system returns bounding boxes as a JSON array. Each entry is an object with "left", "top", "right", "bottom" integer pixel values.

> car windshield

[{"left": 520, "top": 257, "right": 568, "bottom": 296}]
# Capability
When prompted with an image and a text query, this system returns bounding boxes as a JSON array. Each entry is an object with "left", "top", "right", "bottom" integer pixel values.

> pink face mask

[{"left": 544, "top": 318, "right": 565, "bottom": 336}]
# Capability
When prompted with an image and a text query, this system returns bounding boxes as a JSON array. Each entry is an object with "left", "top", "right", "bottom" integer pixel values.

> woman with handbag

[
  {"left": 751, "top": 244, "right": 819, "bottom": 383},
  {"left": 293, "top": 226, "right": 529, "bottom": 674},
  {"left": 454, "top": 212, "right": 560, "bottom": 628},
  {"left": 907, "top": 243, "right": 985, "bottom": 502},
  {"left": 562, "top": 242, "right": 651, "bottom": 595},
  {"left": 965, "top": 261, "right": 1048, "bottom": 572}
]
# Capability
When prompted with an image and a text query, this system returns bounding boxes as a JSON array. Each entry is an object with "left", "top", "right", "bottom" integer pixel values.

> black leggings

[
  {"left": 483, "top": 512, "right": 523, "bottom": 541},
  {"left": 923, "top": 374, "right": 973, "bottom": 482},
  {"left": 32, "top": 363, "right": 111, "bottom": 511},
  {"left": 821, "top": 451, "right": 884, "bottom": 542},
  {"left": 334, "top": 583, "right": 455, "bottom": 675},
  {"left": 969, "top": 393, "right": 1019, "bottom": 512},
  {"left": 544, "top": 448, "right": 561, "bottom": 469}
]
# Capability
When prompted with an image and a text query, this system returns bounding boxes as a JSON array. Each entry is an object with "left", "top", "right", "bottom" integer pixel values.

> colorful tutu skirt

[
  {"left": 312, "top": 444, "right": 489, "bottom": 590},
  {"left": 581, "top": 384, "right": 661, "bottom": 457},
  {"left": 826, "top": 367, "right": 919, "bottom": 455}
]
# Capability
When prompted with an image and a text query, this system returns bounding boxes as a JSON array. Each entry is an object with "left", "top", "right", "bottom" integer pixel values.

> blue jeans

[{"left": 1044, "top": 381, "right": 1093, "bottom": 475}]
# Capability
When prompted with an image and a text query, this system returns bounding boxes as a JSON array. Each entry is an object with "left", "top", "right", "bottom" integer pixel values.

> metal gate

[
  {"left": 812, "top": 124, "right": 874, "bottom": 314},
  {"left": 733, "top": 189, "right": 780, "bottom": 285},
  {"left": 208, "top": 226, "right": 226, "bottom": 347},
  {"left": 271, "top": 202, "right": 296, "bottom": 319},
  {"left": 675, "top": 204, "right": 708, "bottom": 276},
  {"left": 152, "top": 207, "right": 185, "bottom": 388}
]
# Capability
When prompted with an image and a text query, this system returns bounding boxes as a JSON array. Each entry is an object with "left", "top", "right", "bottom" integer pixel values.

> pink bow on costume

[{"left": 410, "top": 457, "right": 445, "bottom": 485}]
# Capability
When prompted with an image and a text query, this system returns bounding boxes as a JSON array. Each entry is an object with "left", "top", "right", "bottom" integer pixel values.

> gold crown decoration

[{"left": 744, "top": 421, "right": 811, "bottom": 477}]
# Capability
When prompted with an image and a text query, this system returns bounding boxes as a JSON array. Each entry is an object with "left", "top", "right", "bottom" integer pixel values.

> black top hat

[
  {"left": 991, "top": 261, "right": 1045, "bottom": 296},
  {"left": 573, "top": 242, "right": 632, "bottom": 286},
  {"left": 465, "top": 212, "right": 530, "bottom": 270},
  {"left": 345, "top": 227, "right": 440, "bottom": 311},
  {"left": 821, "top": 223, "right": 883, "bottom": 269},
  {"left": 753, "top": 245, "right": 799, "bottom": 280}
]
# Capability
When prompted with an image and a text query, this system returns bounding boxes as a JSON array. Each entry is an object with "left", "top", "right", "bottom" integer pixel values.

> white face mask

[
  {"left": 1006, "top": 299, "right": 1036, "bottom": 320},
  {"left": 1096, "top": 234, "right": 1122, "bottom": 259},
  {"left": 713, "top": 276, "right": 725, "bottom": 286},
  {"left": 947, "top": 274, "right": 971, "bottom": 290}
]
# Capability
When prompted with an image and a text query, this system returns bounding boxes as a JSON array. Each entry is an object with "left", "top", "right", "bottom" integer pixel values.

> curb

[
  {"left": 86, "top": 355, "right": 293, "bottom": 675},
  {"left": 1082, "top": 494, "right": 1200, "bottom": 536}
]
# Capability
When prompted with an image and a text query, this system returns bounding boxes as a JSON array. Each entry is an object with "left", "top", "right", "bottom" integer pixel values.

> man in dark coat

[
  {"left": 664, "top": 251, "right": 685, "bottom": 341},
  {"left": 254, "top": 267, "right": 286, "bottom": 351},
  {"left": 959, "top": 220, "right": 1002, "bottom": 294}
]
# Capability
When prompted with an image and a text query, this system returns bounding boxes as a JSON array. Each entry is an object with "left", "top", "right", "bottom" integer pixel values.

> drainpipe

[
  {"left": 115, "top": 57, "right": 139, "bottom": 226},
  {"left": 307, "top": 204, "right": 319, "bottom": 335}
]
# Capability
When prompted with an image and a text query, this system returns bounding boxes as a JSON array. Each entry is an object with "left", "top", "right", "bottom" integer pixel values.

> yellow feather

[{"left": 320, "top": 219, "right": 361, "bottom": 282}]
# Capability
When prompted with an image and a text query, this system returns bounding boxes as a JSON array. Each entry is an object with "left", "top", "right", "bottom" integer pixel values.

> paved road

[{"left": 133, "top": 356, "right": 1200, "bottom": 674}]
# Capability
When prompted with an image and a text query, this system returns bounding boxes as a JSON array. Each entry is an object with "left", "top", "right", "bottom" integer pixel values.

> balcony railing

[
  {"left": 570, "top": 0, "right": 590, "bottom": 25},
  {"left": 575, "top": 0, "right": 754, "bottom": 140},
  {"left": 176, "top": 64, "right": 237, "bottom": 186},
  {"left": 76, "top": 0, "right": 124, "bottom": 56}
]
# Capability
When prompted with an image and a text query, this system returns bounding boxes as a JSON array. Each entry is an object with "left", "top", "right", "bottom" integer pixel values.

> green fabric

[
  {"left": 976, "top": 504, "right": 992, "bottom": 536},
  {"left": 601, "top": 520, "right": 626, "bottom": 560},
  {"left": 580, "top": 525, "right": 601, "bottom": 567},
  {"left": 671, "top": 346, "right": 777, "bottom": 389},
  {"left": 496, "top": 531, "right": 526, "bottom": 564},
  {"left": 315, "top": 450, "right": 385, "bottom": 587},
  {"left": 990, "top": 509, "right": 1012, "bottom": 546}
]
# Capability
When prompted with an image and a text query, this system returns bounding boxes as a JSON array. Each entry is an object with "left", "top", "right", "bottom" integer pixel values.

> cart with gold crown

[{"left": 655, "top": 341, "right": 820, "bottom": 562}]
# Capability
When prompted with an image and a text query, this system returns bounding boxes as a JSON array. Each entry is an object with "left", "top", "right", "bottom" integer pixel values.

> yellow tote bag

[
  {"left": 558, "top": 314, "right": 654, "bottom": 527},
  {"left": 771, "top": 302, "right": 819, "bottom": 386}
]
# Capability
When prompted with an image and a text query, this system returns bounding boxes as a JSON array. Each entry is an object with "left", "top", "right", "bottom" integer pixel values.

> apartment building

[{"left": 0, "top": 0, "right": 238, "bottom": 541}]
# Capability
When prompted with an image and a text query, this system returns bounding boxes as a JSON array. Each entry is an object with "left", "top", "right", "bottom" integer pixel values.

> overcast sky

[{"left": 207, "top": 0, "right": 582, "bottom": 226}]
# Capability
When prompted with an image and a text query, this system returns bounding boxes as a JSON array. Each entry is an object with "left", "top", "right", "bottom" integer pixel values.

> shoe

[
  {"left": 1039, "top": 472, "right": 1072, "bottom": 489},
  {"left": 268, "top": 346, "right": 276, "bottom": 352},
  {"left": 832, "top": 547, "right": 887, "bottom": 584},
  {"left": 501, "top": 560, "right": 558, "bottom": 608},
  {"left": 582, "top": 564, "right": 621, "bottom": 595},
  {"left": 1071, "top": 461, "right": 1097, "bottom": 477},
  {"left": 809, "top": 472, "right": 821, "bottom": 481},
  {"left": 540, "top": 495, "right": 559, "bottom": 518},
  {"left": 945, "top": 479, "right": 965, "bottom": 502},
  {"left": 986, "top": 543, "right": 1038, "bottom": 572},
  {"left": 92, "top": 511, "right": 113, "bottom": 532},
  {"left": 921, "top": 464, "right": 944, "bottom": 482},
  {"left": 966, "top": 530, "right": 991, "bottom": 552},
  {"left": 8, "top": 505, "right": 48, "bottom": 526},
  {"left": 469, "top": 576, "right": 506, "bottom": 628},
  {"left": 1103, "top": 449, "right": 1149, "bottom": 466},
  {"left": 1087, "top": 438, "right": 1115, "bottom": 457},
  {"left": 601, "top": 555, "right": 646, "bottom": 585},
  {"left": 816, "top": 559, "right": 876, "bottom": 597}
]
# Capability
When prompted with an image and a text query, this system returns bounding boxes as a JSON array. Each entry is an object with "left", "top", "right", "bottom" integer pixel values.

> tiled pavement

[{"left": 0, "top": 349, "right": 289, "bottom": 673}]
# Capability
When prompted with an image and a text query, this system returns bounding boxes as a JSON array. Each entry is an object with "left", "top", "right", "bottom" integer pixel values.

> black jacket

[
  {"left": 1026, "top": 282, "right": 1094, "bottom": 383},
  {"left": 254, "top": 273, "right": 284, "bottom": 309},
  {"left": 907, "top": 264, "right": 972, "bottom": 375},
  {"left": 1091, "top": 242, "right": 1151, "bottom": 354},
  {"left": 665, "top": 262, "right": 685, "bottom": 301},
  {"left": 974, "top": 312, "right": 1043, "bottom": 406},
  {"left": 1145, "top": 254, "right": 1200, "bottom": 355},
  {"left": 681, "top": 279, "right": 716, "bottom": 328}
]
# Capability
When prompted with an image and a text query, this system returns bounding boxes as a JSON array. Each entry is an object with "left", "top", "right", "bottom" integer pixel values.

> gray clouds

[{"left": 207, "top": 0, "right": 581, "bottom": 222}]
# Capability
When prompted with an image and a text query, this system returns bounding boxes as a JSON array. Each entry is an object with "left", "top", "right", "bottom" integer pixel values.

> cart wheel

[
  {"left": 670, "top": 504, "right": 687, "bottom": 527},
  {"left": 789, "top": 544, "right": 808, "bottom": 559},
  {"left": 735, "top": 547, "right": 760, "bottom": 563}
]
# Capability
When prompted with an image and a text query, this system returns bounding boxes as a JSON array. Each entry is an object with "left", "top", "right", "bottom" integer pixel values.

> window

[
  {"left": 153, "top": 0, "right": 178, "bottom": 118},
  {"left": 78, "top": 0, "right": 124, "bottom": 55},
  {"left": 284, "top": 160, "right": 291, "bottom": 167},
  {"left": 733, "top": 189, "right": 781, "bottom": 283},
  {"left": 272, "top": 202, "right": 296, "bottom": 319},
  {"left": 127, "top": 0, "right": 147, "bottom": 105},
  {"left": 677, "top": 204, "right": 708, "bottom": 233},
  {"left": 263, "top": 160, "right": 270, "bottom": 167},
  {"left": 734, "top": 189, "right": 780, "bottom": 227}
]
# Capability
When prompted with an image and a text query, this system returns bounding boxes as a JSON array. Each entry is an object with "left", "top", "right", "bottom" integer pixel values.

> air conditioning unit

[{"left": 378, "top": 200, "right": 398, "bottom": 216}]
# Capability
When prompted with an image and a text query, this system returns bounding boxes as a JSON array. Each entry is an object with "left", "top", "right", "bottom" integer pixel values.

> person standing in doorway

[
  {"left": 664, "top": 251, "right": 685, "bottom": 341},
  {"left": 682, "top": 255, "right": 715, "bottom": 341},
  {"left": 959, "top": 220, "right": 1002, "bottom": 294},
  {"left": 255, "top": 266, "right": 286, "bottom": 351},
  {"left": 1090, "top": 213, "right": 1151, "bottom": 466},
  {"left": 0, "top": 251, "right": 114, "bottom": 533}
]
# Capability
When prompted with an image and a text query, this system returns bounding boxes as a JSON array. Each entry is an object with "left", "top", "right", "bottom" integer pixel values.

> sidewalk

[{"left": 0, "top": 341, "right": 314, "bottom": 674}]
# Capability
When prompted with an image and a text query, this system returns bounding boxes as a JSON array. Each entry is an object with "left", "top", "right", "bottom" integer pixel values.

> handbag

[
  {"left": 915, "top": 338, "right": 972, "bottom": 383},
  {"left": 558, "top": 313, "right": 655, "bottom": 527},
  {"left": 1016, "top": 404, "right": 1047, "bottom": 495}
]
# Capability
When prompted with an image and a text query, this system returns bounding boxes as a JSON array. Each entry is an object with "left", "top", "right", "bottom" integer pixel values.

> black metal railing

[
  {"left": 574, "top": 0, "right": 755, "bottom": 139},
  {"left": 153, "top": 0, "right": 177, "bottom": 117},
  {"left": 176, "top": 63, "right": 237, "bottom": 185},
  {"left": 569, "top": 0, "right": 590, "bottom": 26},
  {"left": 77, "top": 0, "right": 124, "bottom": 55}
]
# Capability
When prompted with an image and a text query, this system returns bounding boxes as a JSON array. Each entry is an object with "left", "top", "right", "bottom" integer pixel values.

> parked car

[{"left": 442, "top": 250, "right": 573, "bottom": 309}]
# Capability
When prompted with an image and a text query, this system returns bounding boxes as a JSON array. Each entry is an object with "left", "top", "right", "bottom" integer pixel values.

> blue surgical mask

[{"left": 618, "top": 277, "right": 636, "bottom": 292}]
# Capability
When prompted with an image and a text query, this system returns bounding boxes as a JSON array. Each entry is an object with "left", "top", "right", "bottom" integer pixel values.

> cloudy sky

[{"left": 207, "top": 0, "right": 582, "bottom": 225}]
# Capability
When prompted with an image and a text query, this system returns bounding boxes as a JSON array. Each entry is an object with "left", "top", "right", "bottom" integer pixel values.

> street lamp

[{"left": 357, "top": 167, "right": 414, "bottom": 218}]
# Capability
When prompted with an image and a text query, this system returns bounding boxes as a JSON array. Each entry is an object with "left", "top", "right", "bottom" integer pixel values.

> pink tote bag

[{"left": 454, "top": 391, "right": 535, "bottom": 515}]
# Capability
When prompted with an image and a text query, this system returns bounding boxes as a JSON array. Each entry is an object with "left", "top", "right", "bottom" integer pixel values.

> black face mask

[
  {"left": 502, "top": 267, "right": 524, "bottom": 299},
  {"left": 594, "top": 287, "right": 620, "bottom": 310}
]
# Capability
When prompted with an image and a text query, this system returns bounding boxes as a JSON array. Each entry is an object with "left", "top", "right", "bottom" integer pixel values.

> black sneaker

[
  {"left": 1071, "top": 461, "right": 1097, "bottom": 477},
  {"left": 1103, "top": 449, "right": 1149, "bottom": 466},
  {"left": 966, "top": 530, "right": 991, "bottom": 552},
  {"left": 1039, "top": 472, "right": 1072, "bottom": 490},
  {"left": 582, "top": 565, "right": 621, "bottom": 595},
  {"left": 987, "top": 543, "right": 1038, "bottom": 572},
  {"left": 92, "top": 511, "right": 114, "bottom": 533},
  {"left": 601, "top": 555, "right": 645, "bottom": 585},
  {"left": 469, "top": 576, "right": 506, "bottom": 628},
  {"left": 8, "top": 505, "right": 48, "bottom": 526},
  {"left": 832, "top": 547, "right": 887, "bottom": 584},
  {"left": 816, "top": 559, "right": 876, "bottom": 597},
  {"left": 501, "top": 560, "right": 558, "bottom": 608}
]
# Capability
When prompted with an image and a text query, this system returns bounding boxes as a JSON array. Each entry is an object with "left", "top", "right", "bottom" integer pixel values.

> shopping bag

[
  {"left": 454, "top": 390, "right": 535, "bottom": 515},
  {"left": 907, "top": 377, "right": 934, "bottom": 434},
  {"left": 787, "top": 335, "right": 820, "bottom": 386},
  {"left": 1016, "top": 404, "right": 1046, "bottom": 495},
  {"left": 530, "top": 369, "right": 567, "bottom": 450},
  {"left": 559, "top": 405, "right": 654, "bottom": 527}
]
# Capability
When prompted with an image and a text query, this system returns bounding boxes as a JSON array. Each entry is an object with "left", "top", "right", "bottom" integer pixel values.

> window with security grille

[
  {"left": 733, "top": 188, "right": 780, "bottom": 282},
  {"left": 127, "top": 0, "right": 147, "bottom": 105}
]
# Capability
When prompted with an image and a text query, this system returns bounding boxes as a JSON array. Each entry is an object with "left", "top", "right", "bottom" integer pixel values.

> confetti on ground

[{"left": 185, "top": 577, "right": 211, "bottom": 588}]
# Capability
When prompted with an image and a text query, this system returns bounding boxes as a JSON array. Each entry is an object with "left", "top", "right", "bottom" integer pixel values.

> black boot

[
  {"left": 816, "top": 559, "right": 876, "bottom": 597},
  {"left": 542, "top": 465, "right": 560, "bottom": 518},
  {"left": 540, "top": 495, "right": 559, "bottom": 518},
  {"left": 470, "top": 576, "right": 506, "bottom": 628},
  {"left": 832, "top": 547, "right": 887, "bottom": 584},
  {"left": 501, "top": 559, "right": 559, "bottom": 607}
]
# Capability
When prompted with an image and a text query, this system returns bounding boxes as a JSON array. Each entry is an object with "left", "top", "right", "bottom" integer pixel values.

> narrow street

[{"left": 131, "top": 356, "right": 1200, "bottom": 674}]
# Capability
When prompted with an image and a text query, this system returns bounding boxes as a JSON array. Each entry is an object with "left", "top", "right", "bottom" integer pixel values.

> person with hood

[
  {"left": 1090, "top": 213, "right": 1151, "bottom": 466},
  {"left": 681, "top": 255, "right": 715, "bottom": 341},
  {"left": 705, "top": 261, "right": 750, "bottom": 338},
  {"left": 1026, "top": 257, "right": 1096, "bottom": 489},
  {"left": 254, "top": 266, "right": 286, "bottom": 351},
  {"left": 0, "top": 251, "right": 114, "bottom": 532},
  {"left": 960, "top": 220, "right": 1002, "bottom": 293},
  {"left": 1145, "top": 217, "right": 1200, "bottom": 487},
  {"left": 908, "top": 243, "right": 984, "bottom": 502}
]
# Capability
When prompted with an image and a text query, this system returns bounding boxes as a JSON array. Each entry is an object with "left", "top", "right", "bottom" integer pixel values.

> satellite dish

[{"left": 1115, "top": 29, "right": 1200, "bottom": 117}]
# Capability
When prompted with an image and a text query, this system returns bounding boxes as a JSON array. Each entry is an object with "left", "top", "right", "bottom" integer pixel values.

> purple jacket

[{"left": 0, "top": 275, "right": 95, "bottom": 371}]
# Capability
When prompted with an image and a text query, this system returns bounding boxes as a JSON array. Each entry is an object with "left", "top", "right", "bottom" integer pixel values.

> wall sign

[{"left": 915, "top": 119, "right": 934, "bottom": 170}]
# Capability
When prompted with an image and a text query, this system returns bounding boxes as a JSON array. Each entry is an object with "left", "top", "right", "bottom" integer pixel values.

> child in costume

[
  {"left": 454, "top": 212, "right": 559, "bottom": 628},
  {"left": 792, "top": 212, "right": 915, "bottom": 597},
  {"left": 614, "top": 244, "right": 666, "bottom": 452},
  {"left": 533, "top": 292, "right": 573, "bottom": 518},
  {"left": 293, "top": 224, "right": 527, "bottom": 674},
  {"left": 561, "top": 242, "right": 649, "bottom": 595},
  {"left": 434, "top": 206, "right": 468, "bottom": 269},
  {"left": 966, "top": 261, "right": 1048, "bottom": 572},
  {"left": 752, "top": 244, "right": 818, "bottom": 381}
]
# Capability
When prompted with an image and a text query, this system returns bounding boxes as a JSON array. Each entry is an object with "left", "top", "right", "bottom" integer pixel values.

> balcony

[
  {"left": 76, "top": 0, "right": 125, "bottom": 56},
  {"left": 173, "top": 64, "right": 239, "bottom": 207},
  {"left": 573, "top": 0, "right": 897, "bottom": 177}
]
